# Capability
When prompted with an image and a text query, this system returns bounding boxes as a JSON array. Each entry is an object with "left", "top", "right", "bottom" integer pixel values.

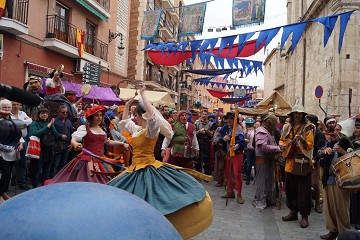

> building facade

[
  {"left": 0, "top": 0, "right": 130, "bottom": 89},
  {"left": 279, "top": 0, "right": 359, "bottom": 120}
]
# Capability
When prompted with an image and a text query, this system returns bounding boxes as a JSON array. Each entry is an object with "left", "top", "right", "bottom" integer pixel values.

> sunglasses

[{"left": 61, "top": 111, "right": 68, "bottom": 114}]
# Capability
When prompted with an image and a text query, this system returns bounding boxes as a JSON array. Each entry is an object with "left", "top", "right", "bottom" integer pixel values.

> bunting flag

[
  {"left": 220, "top": 96, "right": 252, "bottom": 104},
  {"left": 179, "top": 2, "right": 207, "bottom": 37},
  {"left": 76, "top": 28, "right": 85, "bottom": 58},
  {"left": 141, "top": 10, "right": 162, "bottom": 40},
  {"left": 144, "top": 10, "right": 356, "bottom": 66},
  {"left": 193, "top": 77, "right": 258, "bottom": 91},
  {"left": 145, "top": 39, "right": 265, "bottom": 66},
  {"left": 232, "top": 0, "right": 266, "bottom": 27},
  {"left": 0, "top": 0, "right": 6, "bottom": 19},
  {"left": 207, "top": 89, "right": 233, "bottom": 98}
]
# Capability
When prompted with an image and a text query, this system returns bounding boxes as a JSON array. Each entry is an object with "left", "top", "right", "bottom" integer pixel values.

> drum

[
  {"left": 332, "top": 150, "right": 360, "bottom": 189},
  {"left": 81, "top": 84, "right": 91, "bottom": 95}
]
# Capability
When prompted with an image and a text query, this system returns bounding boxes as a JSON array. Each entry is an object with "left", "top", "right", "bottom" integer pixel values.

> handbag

[
  {"left": 291, "top": 157, "right": 311, "bottom": 176},
  {"left": 54, "top": 140, "right": 64, "bottom": 154},
  {"left": 25, "top": 136, "right": 41, "bottom": 159}
]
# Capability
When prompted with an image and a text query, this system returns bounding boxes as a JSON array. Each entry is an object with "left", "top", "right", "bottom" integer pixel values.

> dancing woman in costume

[
  {"left": 50, "top": 105, "right": 127, "bottom": 184},
  {"left": 108, "top": 84, "right": 213, "bottom": 239}
]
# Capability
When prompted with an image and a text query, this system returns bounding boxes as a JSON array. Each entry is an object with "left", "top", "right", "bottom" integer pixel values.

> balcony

[
  {"left": 0, "top": 0, "right": 29, "bottom": 35},
  {"left": 180, "top": 81, "right": 191, "bottom": 95},
  {"left": 159, "top": 17, "right": 176, "bottom": 42},
  {"left": 44, "top": 15, "right": 108, "bottom": 66},
  {"left": 168, "top": 65, "right": 180, "bottom": 73},
  {"left": 76, "top": 0, "right": 110, "bottom": 20},
  {"left": 145, "top": 70, "right": 178, "bottom": 96},
  {"left": 161, "top": 0, "right": 174, "bottom": 9},
  {"left": 168, "top": 8, "right": 180, "bottom": 24}
]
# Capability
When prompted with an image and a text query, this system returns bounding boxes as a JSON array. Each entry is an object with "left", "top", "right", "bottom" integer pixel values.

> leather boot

[
  {"left": 282, "top": 211, "right": 298, "bottom": 221},
  {"left": 315, "top": 202, "right": 322, "bottom": 213},
  {"left": 320, "top": 231, "right": 338, "bottom": 239},
  {"left": 221, "top": 192, "right": 235, "bottom": 198},
  {"left": 300, "top": 216, "right": 308, "bottom": 228}
]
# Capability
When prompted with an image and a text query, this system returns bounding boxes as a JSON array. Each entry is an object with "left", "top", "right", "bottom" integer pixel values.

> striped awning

[{"left": 75, "top": 0, "right": 108, "bottom": 22}]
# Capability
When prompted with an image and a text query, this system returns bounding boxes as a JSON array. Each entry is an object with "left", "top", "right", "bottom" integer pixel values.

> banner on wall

[
  {"left": 179, "top": 3, "right": 207, "bottom": 37},
  {"left": 232, "top": 0, "right": 265, "bottom": 27},
  {"left": 141, "top": 10, "right": 162, "bottom": 40}
]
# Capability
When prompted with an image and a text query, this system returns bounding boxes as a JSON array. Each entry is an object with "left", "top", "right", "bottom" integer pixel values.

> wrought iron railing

[
  {"left": 45, "top": 15, "right": 108, "bottom": 61},
  {"left": 3, "top": 0, "right": 29, "bottom": 24}
]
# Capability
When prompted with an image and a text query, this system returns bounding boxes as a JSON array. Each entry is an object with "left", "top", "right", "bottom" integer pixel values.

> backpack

[{"left": 40, "top": 128, "right": 56, "bottom": 148}]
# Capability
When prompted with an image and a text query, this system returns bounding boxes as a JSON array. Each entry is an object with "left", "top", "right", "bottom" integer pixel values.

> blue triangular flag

[
  {"left": 312, "top": 16, "right": 338, "bottom": 47},
  {"left": 190, "top": 40, "right": 203, "bottom": 61},
  {"left": 255, "top": 27, "right": 281, "bottom": 52},
  {"left": 218, "top": 35, "right": 237, "bottom": 58},
  {"left": 237, "top": 32, "right": 255, "bottom": 56},
  {"left": 177, "top": 41, "right": 189, "bottom": 52},
  {"left": 338, "top": 11, "right": 354, "bottom": 54},
  {"left": 280, "top": 22, "right": 308, "bottom": 54}
]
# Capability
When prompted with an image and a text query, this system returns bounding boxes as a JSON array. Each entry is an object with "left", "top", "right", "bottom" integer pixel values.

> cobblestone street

[{"left": 194, "top": 181, "right": 327, "bottom": 240}]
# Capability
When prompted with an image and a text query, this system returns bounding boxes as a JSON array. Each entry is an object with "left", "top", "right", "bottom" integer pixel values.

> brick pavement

[
  {"left": 7, "top": 179, "right": 327, "bottom": 240},
  {"left": 193, "top": 181, "right": 327, "bottom": 240}
]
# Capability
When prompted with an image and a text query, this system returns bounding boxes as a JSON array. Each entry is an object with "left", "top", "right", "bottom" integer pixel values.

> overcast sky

[{"left": 182, "top": 0, "right": 288, "bottom": 87}]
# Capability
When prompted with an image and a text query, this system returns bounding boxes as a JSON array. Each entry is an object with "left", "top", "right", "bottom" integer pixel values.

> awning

[
  {"left": 238, "top": 91, "right": 292, "bottom": 117},
  {"left": 119, "top": 88, "right": 175, "bottom": 108},
  {"left": 43, "top": 82, "right": 120, "bottom": 106},
  {"left": 75, "top": 0, "right": 108, "bottom": 22},
  {"left": 25, "top": 62, "right": 73, "bottom": 81}
]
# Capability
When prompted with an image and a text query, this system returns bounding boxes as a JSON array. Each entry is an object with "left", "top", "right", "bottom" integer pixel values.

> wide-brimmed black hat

[{"left": 223, "top": 112, "right": 235, "bottom": 119}]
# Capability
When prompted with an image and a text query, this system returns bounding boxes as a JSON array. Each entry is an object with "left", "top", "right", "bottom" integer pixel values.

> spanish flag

[
  {"left": 0, "top": 0, "right": 6, "bottom": 19},
  {"left": 76, "top": 28, "right": 85, "bottom": 58}
]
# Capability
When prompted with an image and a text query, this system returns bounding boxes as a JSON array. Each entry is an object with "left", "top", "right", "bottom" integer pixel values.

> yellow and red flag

[
  {"left": 0, "top": 0, "right": 6, "bottom": 19},
  {"left": 76, "top": 28, "right": 85, "bottom": 58}
]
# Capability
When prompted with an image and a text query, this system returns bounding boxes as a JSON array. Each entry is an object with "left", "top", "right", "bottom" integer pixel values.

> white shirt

[{"left": 11, "top": 111, "right": 32, "bottom": 138}]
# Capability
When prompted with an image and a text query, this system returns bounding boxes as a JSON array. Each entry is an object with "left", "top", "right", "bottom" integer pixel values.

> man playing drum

[{"left": 318, "top": 131, "right": 353, "bottom": 240}]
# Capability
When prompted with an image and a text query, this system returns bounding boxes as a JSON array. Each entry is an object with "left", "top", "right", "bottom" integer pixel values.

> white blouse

[{"left": 120, "top": 108, "right": 174, "bottom": 140}]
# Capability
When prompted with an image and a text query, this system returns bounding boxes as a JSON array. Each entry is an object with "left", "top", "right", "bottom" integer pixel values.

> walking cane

[{"left": 226, "top": 106, "right": 238, "bottom": 206}]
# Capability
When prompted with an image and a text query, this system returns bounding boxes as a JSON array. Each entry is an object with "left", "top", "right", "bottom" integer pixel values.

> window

[
  {"left": 146, "top": 63, "right": 153, "bottom": 81},
  {"left": 85, "top": 21, "right": 96, "bottom": 54},
  {"left": 55, "top": 2, "right": 69, "bottom": 42},
  {"left": 158, "top": 69, "right": 164, "bottom": 84}
]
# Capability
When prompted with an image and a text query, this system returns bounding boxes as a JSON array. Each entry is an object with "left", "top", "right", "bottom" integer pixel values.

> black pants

[
  {"left": 195, "top": 141, "right": 211, "bottom": 174},
  {"left": 285, "top": 172, "right": 312, "bottom": 217},
  {"left": 0, "top": 157, "right": 15, "bottom": 195}
]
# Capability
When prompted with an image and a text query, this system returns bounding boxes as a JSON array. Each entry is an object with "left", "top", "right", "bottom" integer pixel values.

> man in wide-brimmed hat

[
  {"left": 279, "top": 97, "right": 314, "bottom": 228},
  {"left": 216, "top": 111, "right": 246, "bottom": 204}
]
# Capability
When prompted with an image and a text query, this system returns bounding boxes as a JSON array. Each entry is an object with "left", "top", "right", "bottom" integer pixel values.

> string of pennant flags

[
  {"left": 193, "top": 77, "right": 258, "bottom": 91},
  {"left": 144, "top": 10, "right": 355, "bottom": 65}
]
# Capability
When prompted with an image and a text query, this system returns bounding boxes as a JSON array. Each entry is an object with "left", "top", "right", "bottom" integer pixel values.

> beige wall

[{"left": 282, "top": 0, "right": 360, "bottom": 121}]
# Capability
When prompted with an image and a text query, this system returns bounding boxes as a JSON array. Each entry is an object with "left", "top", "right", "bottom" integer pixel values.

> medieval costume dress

[
  {"left": 50, "top": 125, "right": 112, "bottom": 184},
  {"left": 108, "top": 110, "right": 213, "bottom": 239}
]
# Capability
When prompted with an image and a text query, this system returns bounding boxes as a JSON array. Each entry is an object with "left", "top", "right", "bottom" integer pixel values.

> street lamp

[{"left": 109, "top": 30, "right": 125, "bottom": 56}]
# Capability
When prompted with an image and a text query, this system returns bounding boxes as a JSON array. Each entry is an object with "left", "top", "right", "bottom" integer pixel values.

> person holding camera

[{"left": 0, "top": 100, "right": 24, "bottom": 203}]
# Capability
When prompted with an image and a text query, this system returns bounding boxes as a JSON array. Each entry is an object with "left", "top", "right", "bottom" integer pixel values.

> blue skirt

[{"left": 108, "top": 165, "right": 206, "bottom": 215}]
